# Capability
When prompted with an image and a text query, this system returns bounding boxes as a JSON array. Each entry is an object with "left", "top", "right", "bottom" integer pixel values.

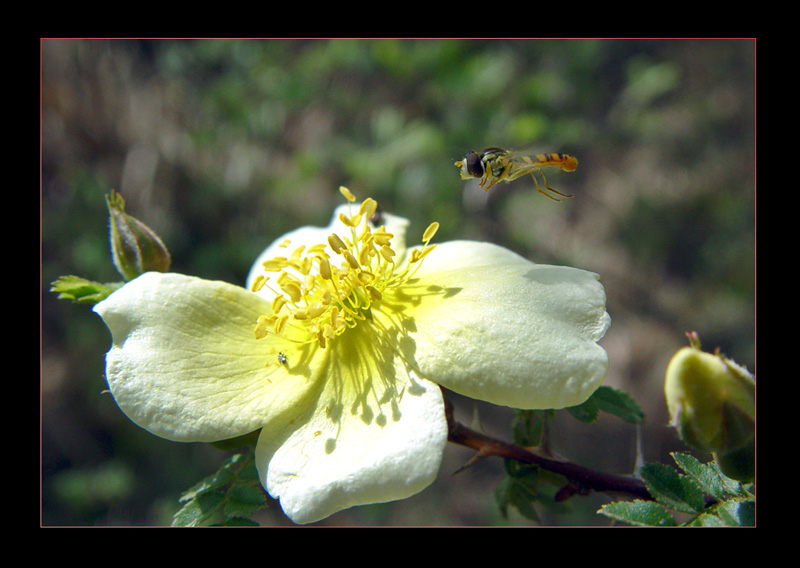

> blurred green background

[{"left": 41, "top": 39, "right": 755, "bottom": 526}]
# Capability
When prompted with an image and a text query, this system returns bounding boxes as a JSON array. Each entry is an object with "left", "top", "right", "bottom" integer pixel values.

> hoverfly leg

[
  {"left": 532, "top": 169, "right": 573, "bottom": 201},
  {"left": 484, "top": 174, "right": 502, "bottom": 190},
  {"left": 480, "top": 162, "right": 495, "bottom": 190}
]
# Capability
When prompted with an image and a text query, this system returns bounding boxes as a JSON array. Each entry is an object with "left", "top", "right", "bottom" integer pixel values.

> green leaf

[
  {"left": 511, "top": 409, "right": 545, "bottom": 446},
  {"left": 640, "top": 462, "right": 706, "bottom": 514},
  {"left": 496, "top": 463, "right": 541, "bottom": 522},
  {"left": 593, "top": 386, "right": 645, "bottom": 423},
  {"left": 224, "top": 484, "right": 268, "bottom": 518},
  {"left": 505, "top": 480, "right": 541, "bottom": 522},
  {"left": 566, "top": 386, "right": 644, "bottom": 424},
  {"left": 50, "top": 275, "right": 122, "bottom": 305},
  {"left": 236, "top": 458, "right": 261, "bottom": 482},
  {"left": 173, "top": 490, "right": 227, "bottom": 527},
  {"left": 178, "top": 454, "right": 241, "bottom": 503},
  {"left": 495, "top": 476, "right": 512, "bottom": 519},
  {"left": 565, "top": 397, "right": 598, "bottom": 423},
  {"left": 716, "top": 499, "right": 755, "bottom": 526},
  {"left": 217, "top": 516, "right": 261, "bottom": 526},
  {"left": 689, "top": 499, "right": 755, "bottom": 527},
  {"left": 599, "top": 499, "right": 676, "bottom": 526},
  {"left": 671, "top": 452, "right": 735, "bottom": 501},
  {"left": 673, "top": 451, "right": 752, "bottom": 502},
  {"left": 689, "top": 510, "right": 727, "bottom": 526}
]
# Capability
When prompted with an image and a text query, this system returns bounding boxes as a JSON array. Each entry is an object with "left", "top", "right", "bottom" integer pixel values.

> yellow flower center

[{"left": 251, "top": 187, "right": 439, "bottom": 349}]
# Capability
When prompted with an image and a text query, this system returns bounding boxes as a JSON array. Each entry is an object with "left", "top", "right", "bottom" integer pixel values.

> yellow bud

[{"left": 664, "top": 342, "right": 755, "bottom": 456}]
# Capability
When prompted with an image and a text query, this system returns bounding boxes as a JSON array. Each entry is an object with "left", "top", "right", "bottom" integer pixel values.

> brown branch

[{"left": 443, "top": 393, "right": 653, "bottom": 502}]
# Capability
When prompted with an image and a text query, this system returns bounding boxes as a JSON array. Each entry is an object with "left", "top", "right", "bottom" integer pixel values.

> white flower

[{"left": 94, "top": 188, "right": 610, "bottom": 524}]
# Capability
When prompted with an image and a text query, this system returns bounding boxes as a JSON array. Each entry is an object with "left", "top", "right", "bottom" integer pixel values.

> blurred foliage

[{"left": 41, "top": 39, "right": 755, "bottom": 526}]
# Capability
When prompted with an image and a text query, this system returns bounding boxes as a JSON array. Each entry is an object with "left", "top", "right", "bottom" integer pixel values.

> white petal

[
  {"left": 94, "top": 272, "right": 325, "bottom": 442},
  {"left": 403, "top": 241, "right": 610, "bottom": 409},
  {"left": 255, "top": 327, "right": 448, "bottom": 524}
]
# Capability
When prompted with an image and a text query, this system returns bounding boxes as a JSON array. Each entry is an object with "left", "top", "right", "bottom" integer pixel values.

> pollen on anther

[
  {"left": 255, "top": 315, "right": 271, "bottom": 339},
  {"left": 339, "top": 186, "right": 357, "bottom": 202},
  {"left": 359, "top": 246, "right": 372, "bottom": 266},
  {"left": 343, "top": 250, "right": 360, "bottom": 270},
  {"left": 410, "top": 245, "right": 437, "bottom": 263},
  {"left": 328, "top": 233, "right": 347, "bottom": 254},
  {"left": 253, "top": 192, "right": 441, "bottom": 354},
  {"left": 319, "top": 257, "right": 332, "bottom": 280},
  {"left": 281, "top": 281, "right": 303, "bottom": 303},
  {"left": 423, "top": 222, "right": 440, "bottom": 242},
  {"left": 367, "top": 286, "right": 382, "bottom": 301},
  {"left": 372, "top": 231, "right": 393, "bottom": 246},
  {"left": 379, "top": 246, "right": 395, "bottom": 263},
  {"left": 251, "top": 274, "right": 268, "bottom": 293},
  {"left": 272, "top": 295, "right": 287, "bottom": 313},
  {"left": 262, "top": 258, "right": 288, "bottom": 272},
  {"left": 359, "top": 198, "right": 378, "bottom": 219},
  {"left": 307, "top": 304, "right": 327, "bottom": 318},
  {"left": 274, "top": 314, "right": 289, "bottom": 334}
]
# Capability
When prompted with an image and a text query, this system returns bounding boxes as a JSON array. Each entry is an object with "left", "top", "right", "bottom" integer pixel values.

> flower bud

[
  {"left": 664, "top": 336, "right": 755, "bottom": 458},
  {"left": 106, "top": 191, "right": 171, "bottom": 280}
]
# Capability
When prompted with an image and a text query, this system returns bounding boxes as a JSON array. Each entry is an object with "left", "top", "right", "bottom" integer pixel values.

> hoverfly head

[{"left": 455, "top": 150, "right": 484, "bottom": 180}]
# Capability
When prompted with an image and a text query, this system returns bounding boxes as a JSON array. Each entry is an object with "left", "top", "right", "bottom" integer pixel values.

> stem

[{"left": 443, "top": 393, "right": 653, "bottom": 502}]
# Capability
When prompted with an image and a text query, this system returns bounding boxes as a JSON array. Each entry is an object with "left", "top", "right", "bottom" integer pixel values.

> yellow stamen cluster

[{"left": 252, "top": 188, "right": 438, "bottom": 349}]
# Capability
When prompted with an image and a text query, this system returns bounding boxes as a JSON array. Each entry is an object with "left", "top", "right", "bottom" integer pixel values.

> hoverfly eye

[{"left": 465, "top": 151, "right": 484, "bottom": 177}]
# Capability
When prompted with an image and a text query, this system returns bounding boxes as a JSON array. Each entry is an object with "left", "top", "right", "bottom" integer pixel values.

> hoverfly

[{"left": 455, "top": 147, "right": 578, "bottom": 200}]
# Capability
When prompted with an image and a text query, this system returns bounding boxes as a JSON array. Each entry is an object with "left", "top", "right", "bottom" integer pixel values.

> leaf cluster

[
  {"left": 50, "top": 276, "right": 122, "bottom": 305},
  {"left": 599, "top": 452, "right": 755, "bottom": 526},
  {"left": 497, "top": 386, "right": 644, "bottom": 522},
  {"left": 172, "top": 453, "right": 268, "bottom": 527}
]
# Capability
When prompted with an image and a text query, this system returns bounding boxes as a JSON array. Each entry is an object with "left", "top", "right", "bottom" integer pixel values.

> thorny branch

[{"left": 442, "top": 392, "right": 653, "bottom": 503}]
